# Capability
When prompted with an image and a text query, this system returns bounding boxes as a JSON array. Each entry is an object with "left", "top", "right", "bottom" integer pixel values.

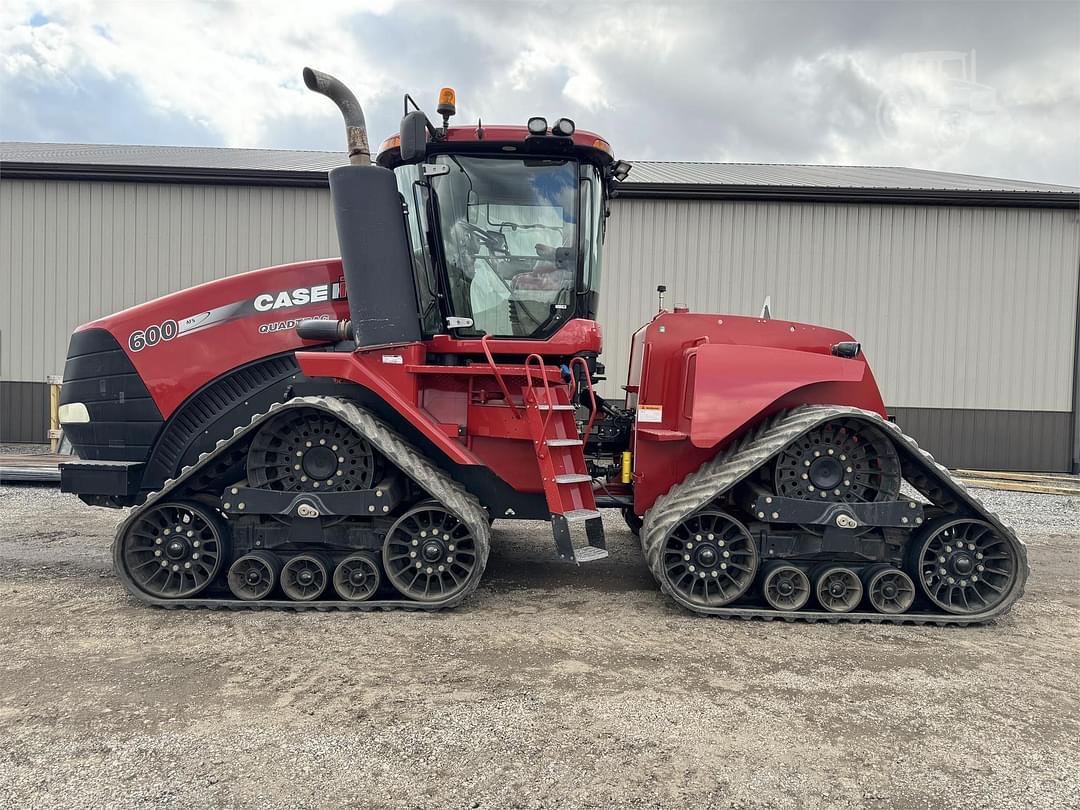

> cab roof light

[
  {"left": 436, "top": 87, "right": 456, "bottom": 130},
  {"left": 552, "top": 117, "right": 575, "bottom": 137},
  {"left": 378, "top": 134, "right": 401, "bottom": 154},
  {"left": 591, "top": 138, "right": 612, "bottom": 155},
  {"left": 437, "top": 87, "right": 456, "bottom": 115},
  {"left": 527, "top": 116, "right": 548, "bottom": 135},
  {"left": 612, "top": 160, "right": 632, "bottom": 181}
]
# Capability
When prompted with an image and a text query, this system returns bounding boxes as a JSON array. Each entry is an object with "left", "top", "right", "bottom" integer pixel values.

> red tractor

[{"left": 58, "top": 69, "right": 1026, "bottom": 622}]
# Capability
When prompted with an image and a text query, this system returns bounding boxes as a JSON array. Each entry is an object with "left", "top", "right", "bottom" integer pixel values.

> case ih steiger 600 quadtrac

[{"left": 58, "top": 69, "right": 1026, "bottom": 623}]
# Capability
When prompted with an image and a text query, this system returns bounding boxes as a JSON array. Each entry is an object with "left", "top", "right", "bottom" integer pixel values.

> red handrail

[
  {"left": 569, "top": 356, "right": 598, "bottom": 446},
  {"left": 480, "top": 334, "right": 521, "bottom": 417},
  {"left": 524, "top": 353, "right": 555, "bottom": 453}
]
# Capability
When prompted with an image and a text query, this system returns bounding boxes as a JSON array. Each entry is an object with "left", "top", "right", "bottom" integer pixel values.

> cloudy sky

[{"left": 2, "top": 0, "right": 1078, "bottom": 185}]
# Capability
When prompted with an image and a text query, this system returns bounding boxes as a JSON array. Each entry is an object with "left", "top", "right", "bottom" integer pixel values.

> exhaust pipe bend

[{"left": 303, "top": 66, "right": 370, "bottom": 165}]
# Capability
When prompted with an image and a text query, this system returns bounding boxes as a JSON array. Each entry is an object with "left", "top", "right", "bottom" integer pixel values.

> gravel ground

[{"left": 0, "top": 484, "right": 1077, "bottom": 810}]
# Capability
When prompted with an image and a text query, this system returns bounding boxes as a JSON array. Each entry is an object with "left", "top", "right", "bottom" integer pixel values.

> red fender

[
  {"left": 629, "top": 312, "right": 890, "bottom": 513},
  {"left": 684, "top": 343, "right": 883, "bottom": 448}
]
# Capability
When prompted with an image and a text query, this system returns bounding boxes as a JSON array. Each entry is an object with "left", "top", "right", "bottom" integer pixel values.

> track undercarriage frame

[{"left": 109, "top": 390, "right": 1027, "bottom": 624}]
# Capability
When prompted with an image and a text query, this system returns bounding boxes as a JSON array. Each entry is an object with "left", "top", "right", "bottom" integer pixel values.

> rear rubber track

[
  {"left": 112, "top": 395, "right": 491, "bottom": 612},
  {"left": 641, "top": 405, "right": 1029, "bottom": 626}
]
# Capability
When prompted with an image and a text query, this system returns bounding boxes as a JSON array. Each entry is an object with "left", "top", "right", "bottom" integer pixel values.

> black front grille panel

[{"left": 60, "top": 329, "right": 163, "bottom": 462}]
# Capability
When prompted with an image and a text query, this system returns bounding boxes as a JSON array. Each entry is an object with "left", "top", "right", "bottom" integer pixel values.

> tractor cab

[{"left": 374, "top": 98, "right": 629, "bottom": 342}]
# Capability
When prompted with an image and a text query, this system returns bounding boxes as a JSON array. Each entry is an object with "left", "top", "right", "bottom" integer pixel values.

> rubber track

[
  {"left": 112, "top": 395, "right": 491, "bottom": 612},
  {"left": 640, "top": 405, "right": 1029, "bottom": 626}
]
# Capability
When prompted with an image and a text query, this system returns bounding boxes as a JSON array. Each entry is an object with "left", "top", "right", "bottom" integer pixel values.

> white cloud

[
  {"left": 1, "top": 1, "right": 1077, "bottom": 185},
  {"left": 1, "top": 0, "right": 399, "bottom": 146}
]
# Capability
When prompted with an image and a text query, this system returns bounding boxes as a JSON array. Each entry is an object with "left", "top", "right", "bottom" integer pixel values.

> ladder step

[
  {"left": 545, "top": 438, "right": 583, "bottom": 447},
  {"left": 537, "top": 404, "right": 575, "bottom": 411},
  {"left": 560, "top": 508, "right": 601, "bottom": 522},
  {"left": 573, "top": 546, "right": 609, "bottom": 563},
  {"left": 554, "top": 474, "right": 592, "bottom": 484}
]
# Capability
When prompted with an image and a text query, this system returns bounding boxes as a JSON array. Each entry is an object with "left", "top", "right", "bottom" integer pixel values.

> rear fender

[{"left": 681, "top": 343, "right": 886, "bottom": 448}]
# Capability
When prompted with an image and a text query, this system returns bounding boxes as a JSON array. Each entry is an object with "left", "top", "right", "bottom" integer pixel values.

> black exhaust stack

[
  {"left": 303, "top": 67, "right": 420, "bottom": 348},
  {"left": 302, "top": 67, "right": 371, "bottom": 165}
]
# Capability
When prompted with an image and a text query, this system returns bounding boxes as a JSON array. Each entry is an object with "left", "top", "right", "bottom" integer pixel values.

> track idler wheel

[
  {"left": 659, "top": 510, "right": 758, "bottom": 607},
  {"left": 909, "top": 517, "right": 1023, "bottom": 615},
  {"left": 280, "top": 554, "right": 330, "bottom": 601},
  {"left": 761, "top": 563, "right": 811, "bottom": 611},
  {"left": 117, "top": 501, "right": 227, "bottom": 599},
  {"left": 814, "top": 566, "right": 863, "bottom": 612},
  {"left": 333, "top": 553, "right": 381, "bottom": 601},
  {"left": 383, "top": 504, "right": 480, "bottom": 602},
  {"left": 774, "top": 419, "right": 901, "bottom": 503},
  {"left": 864, "top": 564, "right": 915, "bottom": 614},
  {"left": 246, "top": 409, "right": 383, "bottom": 493},
  {"left": 227, "top": 551, "right": 281, "bottom": 601}
]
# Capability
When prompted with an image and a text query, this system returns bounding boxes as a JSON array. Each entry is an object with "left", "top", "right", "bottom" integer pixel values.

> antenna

[
  {"left": 760, "top": 295, "right": 772, "bottom": 320},
  {"left": 657, "top": 285, "right": 667, "bottom": 312}
]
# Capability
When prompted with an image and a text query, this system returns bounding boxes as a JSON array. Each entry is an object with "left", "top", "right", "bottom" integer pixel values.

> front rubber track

[
  {"left": 640, "top": 405, "right": 1029, "bottom": 626},
  {"left": 112, "top": 396, "right": 491, "bottom": 611}
]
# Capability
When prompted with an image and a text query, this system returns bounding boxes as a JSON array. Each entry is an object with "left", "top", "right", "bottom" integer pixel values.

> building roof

[
  {"left": 626, "top": 161, "right": 1079, "bottom": 194},
  {"left": 3, "top": 141, "right": 1077, "bottom": 207}
]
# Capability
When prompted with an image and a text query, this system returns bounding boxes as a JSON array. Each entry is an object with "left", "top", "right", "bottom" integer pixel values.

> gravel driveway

[{"left": 0, "top": 484, "right": 1077, "bottom": 810}]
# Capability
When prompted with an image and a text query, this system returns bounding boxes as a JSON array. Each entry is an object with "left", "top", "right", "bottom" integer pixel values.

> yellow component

[
  {"left": 438, "top": 87, "right": 456, "bottom": 108},
  {"left": 591, "top": 138, "right": 612, "bottom": 155},
  {"left": 378, "top": 134, "right": 401, "bottom": 154},
  {"left": 621, "top": 450, "right": 632, "bottom": 484}
]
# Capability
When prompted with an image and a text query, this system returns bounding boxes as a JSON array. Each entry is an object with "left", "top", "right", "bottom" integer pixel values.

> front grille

[{"left": 60, "top": 329, "right": 163, "bottom": 461}]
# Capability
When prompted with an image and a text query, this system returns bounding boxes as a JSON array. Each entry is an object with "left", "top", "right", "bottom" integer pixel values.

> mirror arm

[{"left": 403, "top": 96, "right": 441, "bottom": 139}]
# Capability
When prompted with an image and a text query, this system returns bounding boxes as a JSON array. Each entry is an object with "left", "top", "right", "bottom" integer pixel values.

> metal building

[{"left": 2, "top": 142, "right": 1078, "bottom": 472}]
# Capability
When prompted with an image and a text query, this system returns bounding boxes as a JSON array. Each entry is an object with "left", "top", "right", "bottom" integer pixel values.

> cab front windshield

[{"left": 430, "top": 156, "right": 579, "bottom": 338}]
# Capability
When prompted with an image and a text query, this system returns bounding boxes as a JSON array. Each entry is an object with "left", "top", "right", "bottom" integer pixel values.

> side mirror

[{"left": 400, "top": 110, "right": 429, "bottom": 162}]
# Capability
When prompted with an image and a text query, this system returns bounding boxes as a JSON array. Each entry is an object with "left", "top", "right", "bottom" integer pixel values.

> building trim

[
  {"left": 1, "top": 162, "right": 334, "bottom": 188},
  {"left": 615, "top": 183, "right": 1080, "bottom": 209},
  {"left": 1072, "top": 248, "right": 1080, "bottom": 474},
  {"left": 889, "top": 406, "right": 1072, "bottom": 473},
  {"left": 4, "top": 162, "right": 1078, "bottom": 208}
]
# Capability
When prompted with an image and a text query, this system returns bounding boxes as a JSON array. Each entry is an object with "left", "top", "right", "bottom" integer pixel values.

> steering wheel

[{"left": 460, "top": 222, "right": 509, "bottom": 256}]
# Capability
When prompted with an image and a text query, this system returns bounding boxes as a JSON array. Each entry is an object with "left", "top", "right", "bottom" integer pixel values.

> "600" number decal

[{"left": 129, "top": 319, "right": 178, "bottom": 352}]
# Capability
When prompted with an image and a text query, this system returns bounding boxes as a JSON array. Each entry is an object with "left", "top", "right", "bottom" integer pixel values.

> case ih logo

[
  {"left": 254, "top": 281, "right": 347, "bottom": 312},
  {"left": 127, "top": 280, "right": 349, "bottom": 353}
]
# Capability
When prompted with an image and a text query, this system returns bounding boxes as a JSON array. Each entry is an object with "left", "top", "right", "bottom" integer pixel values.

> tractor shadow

[{"left": 481, "top": 520, "right": 656, "bottom": 594}]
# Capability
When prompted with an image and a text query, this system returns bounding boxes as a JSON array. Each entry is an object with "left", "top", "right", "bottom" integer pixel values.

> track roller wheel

[
  {"left": 864, "top": 564, "right": 915, "bottom": 614},
  {"left": 383, "top": 503, "right": 480, "bottom": 602},
  {"left": 333, "top": 553, "right": 382, "bottom": 601},
  {"left": 280, "top": 554, "right": 330, "bottom": 601},
  {"left": 761, "top": 563, "right": 811, "bottom": 611},
  {"left": 117, "top": 501, "right": 227, "bottom": 599},
  {"left": 227, "top": 551, "right": 281, "bottom": 601},
  {"left": 660, "top": 510, "right": 758, "bottom": 607},
  {"left": 814, "top": 566, "right": 863, "bottom": 613},
  {"left": 909, "top": 517, "right": 1022, "bottom": 615},
  {"left": 774, "top": 419, "right": 901, "bottom": 503}
]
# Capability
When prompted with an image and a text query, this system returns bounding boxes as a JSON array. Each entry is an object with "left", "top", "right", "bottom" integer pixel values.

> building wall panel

[
  {"left": 2, "top": 179, "right": 1077, "bottom": 471},
  {"left": 0, "top": 381, "right": 48, "bottom": 446},
  {"left": 0, "top": 179, "right": 340, "bottom": 384},
  {"left": 601, "top": 199, "right": 1079, "bottom": 412}
]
